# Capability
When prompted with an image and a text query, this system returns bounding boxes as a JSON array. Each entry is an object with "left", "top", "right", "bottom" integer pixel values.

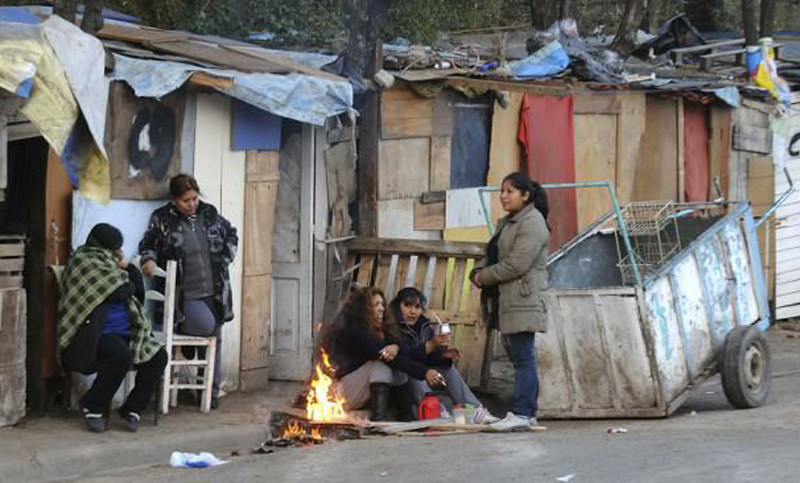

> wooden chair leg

[
  {"left": 161, "top": 363, "right": 171, "bottom": 415},
  {"left": 201, "top": 340, "right": 216, "bottom": 413}
]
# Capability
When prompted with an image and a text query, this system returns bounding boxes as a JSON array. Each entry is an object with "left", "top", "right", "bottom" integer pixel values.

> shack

[{"left": 0, "top": 6, "right": 355, "bottom": 422}]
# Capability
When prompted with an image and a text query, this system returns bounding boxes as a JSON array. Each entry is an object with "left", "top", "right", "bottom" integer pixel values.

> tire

[{"left": 720, "top": 325, "right": 772, "bottom": 409}]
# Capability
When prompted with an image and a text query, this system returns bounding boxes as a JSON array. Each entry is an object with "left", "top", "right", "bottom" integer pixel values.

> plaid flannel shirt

[{"left": 57, "top": 246, "right": 162, "bottom": 365}]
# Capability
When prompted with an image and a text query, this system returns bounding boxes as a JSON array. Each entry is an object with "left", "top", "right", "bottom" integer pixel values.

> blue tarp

[
  {"left": 110, "top": 54, "right": 353, "bottom": 126},
  {"left": 510, "top": 41, "right": 570, "bottom": 79}
]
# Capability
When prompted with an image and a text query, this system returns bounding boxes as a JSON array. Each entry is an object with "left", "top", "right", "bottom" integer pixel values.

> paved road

[{"left": 76, "top": 331, "right": 800, "bottom": 483}]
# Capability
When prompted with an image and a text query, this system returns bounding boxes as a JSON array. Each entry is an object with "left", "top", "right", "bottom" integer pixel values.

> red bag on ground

[{"left": 418, "top": 393, "right": 441, "bottom": 420}]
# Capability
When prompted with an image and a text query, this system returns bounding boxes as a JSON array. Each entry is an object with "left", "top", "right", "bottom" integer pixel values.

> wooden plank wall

[
  {"left": 42, "top": 150, "right": 73, "bottom": 380},
  {"left": 633, "top": 97, "right": 680, "bottom": 202},
  {"left": 748, "top": 156, "right": 776, "bottom": 301},
  {"left": 572, "top": 92, "right": 645, "bottom": 231},
  {"left": 378, "top": 85, "right": 444, "bottom": 242},
  {"left": 240, "top": 150, "right": 279, "bottom": 390}
]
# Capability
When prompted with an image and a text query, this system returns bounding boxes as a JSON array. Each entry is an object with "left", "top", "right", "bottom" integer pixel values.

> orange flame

[
  {"left": 311, "top": 427, "right": 322, "bottom": 440},
  {"left": 306, "top": 350, "right": 347, "bottom": 422},
  {"left": 281, "top": 420, "right": 305, "bottom": 439}
]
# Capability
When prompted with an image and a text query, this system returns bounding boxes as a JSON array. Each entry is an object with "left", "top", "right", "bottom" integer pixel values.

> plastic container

[
  {"left": 452, "top": 404, "right": 466, "bottom": 425},
  {"left": 418, "top": 393, "right": 441, "bottom": 420},
  {"left": 464, "top": 403, "right": 476, "bottom": 423},
  {"left": 745, "top": 45, "right": 761, "bottom": 76}
]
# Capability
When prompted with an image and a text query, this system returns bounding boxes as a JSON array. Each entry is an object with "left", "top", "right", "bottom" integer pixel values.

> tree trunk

[
  {"left": 80, "top": 0, "right": 104, "bottom": 34},
  {"left": 53, "top": 0, "right": 79, "bottom": 23},
  {"left": 559, "top": 0, "right": 573, "bottom": 20},
  {"left": 760, "top": 0, "right": 776, "bottom": 38},
  {"left": 685, "top": 0, "right": 719, "bottom": 32},
  {"left": 611, "top": 0, "right": 648, "bottom": 56},
  {"left": 342, "top": 0, "right": 391, "bottom": 237},
  {"left": 342, "top": 0, "right": 390, "bottom": 78},
  {"left": 646, "top": 0, "right": 663, "bottom": 33},
  {"left": 530, "top": 0, "right": 549, "bottom": 30},
  {"left": 741, "top": 0, "right": 759, "bottom": 46}
]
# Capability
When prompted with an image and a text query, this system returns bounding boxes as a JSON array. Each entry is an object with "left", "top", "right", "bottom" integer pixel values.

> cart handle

[
  {"left": 478, "top": 181, "right": 642, "bottom": 287},
  {"left": 755, "top": 166, "right": 794, "bottom": 229}
]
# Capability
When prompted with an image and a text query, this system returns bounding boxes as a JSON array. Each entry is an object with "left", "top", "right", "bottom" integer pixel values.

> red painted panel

[
  {"left": 684, "top": 104, "right": 710, "bottom": 202},
  {"left": 518, "top": 94, "right": 578, "bottom": 251}
]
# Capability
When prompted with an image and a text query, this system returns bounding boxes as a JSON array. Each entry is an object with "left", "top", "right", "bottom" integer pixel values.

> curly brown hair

[{"left": 320, "top": 286, "right": 398, "bottom": 355}]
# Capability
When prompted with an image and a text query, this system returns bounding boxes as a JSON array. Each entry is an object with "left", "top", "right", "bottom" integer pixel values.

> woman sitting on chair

[
  {"left": 58, "top": 223, "right": 167, "bottom": 433},
  {"left": 138, "top": 173, "right": 238, "bottom": 410}
]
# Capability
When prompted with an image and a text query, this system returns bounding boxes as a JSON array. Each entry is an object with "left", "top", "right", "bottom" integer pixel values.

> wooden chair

[
  {"left": 339, "top": 237, "right": 493, "bottom": 388},
  {"left": 149, "top": 260, "right": 217, "bottom": 414}
]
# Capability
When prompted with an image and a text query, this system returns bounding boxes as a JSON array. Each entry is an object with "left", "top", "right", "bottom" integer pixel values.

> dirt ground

[{"left": 67, "top": 328, "right": 800, "bottom": 483}]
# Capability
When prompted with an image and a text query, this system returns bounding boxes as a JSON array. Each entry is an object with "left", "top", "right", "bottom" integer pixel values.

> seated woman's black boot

[
  {"left": 369, "top": 382, "right": 391, "bottom": 421},
  {"left": 393, "top": 383, "right": 415, "bottom": 422}
]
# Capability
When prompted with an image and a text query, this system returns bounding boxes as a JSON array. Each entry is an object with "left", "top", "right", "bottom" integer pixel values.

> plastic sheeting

[
  {"left": 510, "top": 41, "right": 569, "bottom": 78},
  {"left": 110, "top": 54, "right": 353, "bottom": 126},
  {"left": 0, "top": 19, "right": 111, "bottom": 203}
]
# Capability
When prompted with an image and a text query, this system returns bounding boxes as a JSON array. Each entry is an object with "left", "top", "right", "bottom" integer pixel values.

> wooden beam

[
  {"left": 189, "top": 72, "right": 234, "bottom": 89},
  {"left": 443, "top": 78, "right": 570, "bottom": 96},
  {"left": 348, "top": 237, "right": 485, "bottom": 257}
]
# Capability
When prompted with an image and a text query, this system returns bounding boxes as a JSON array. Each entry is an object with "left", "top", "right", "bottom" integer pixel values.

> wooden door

[{"left": 269, "top": 122, "right": 314, "bottom": 380}]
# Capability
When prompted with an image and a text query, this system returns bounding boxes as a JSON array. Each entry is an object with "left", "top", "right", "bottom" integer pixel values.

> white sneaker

[
  {"left": 472, "top": 406, "right": 501, "bottom": 424},
  {"left": 487, "top": 412, "right": 533, "bottom": 432}
]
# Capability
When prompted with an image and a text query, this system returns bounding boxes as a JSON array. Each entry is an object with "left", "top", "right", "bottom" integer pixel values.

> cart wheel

[{"left": 720, "top": 325, "right": 772, "bottom": 409}]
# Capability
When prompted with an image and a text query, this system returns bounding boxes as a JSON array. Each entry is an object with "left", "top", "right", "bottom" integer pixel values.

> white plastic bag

[{"left": 169, "top": 451, "right": 228, "bottom": 468}]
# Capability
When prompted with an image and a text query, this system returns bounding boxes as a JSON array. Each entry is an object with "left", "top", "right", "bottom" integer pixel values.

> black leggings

[{"left": 64, "top": 334, "right": 167, "bottom": 415}]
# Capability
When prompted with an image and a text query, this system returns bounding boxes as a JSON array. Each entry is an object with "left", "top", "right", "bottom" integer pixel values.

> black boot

[
  {"left": 394, "top": 383, "right": 415, "bottom": 422},
  {"left": 369, "top": 383, "right": 391, "bottom": 422}
]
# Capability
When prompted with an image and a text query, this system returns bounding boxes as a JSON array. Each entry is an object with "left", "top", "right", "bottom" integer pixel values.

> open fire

[
  {"left": 305, "top": 350, "right": 346, "bottom": 423},
  {"left": 274, "top": 350, "right": 350, "bottom": 445}
]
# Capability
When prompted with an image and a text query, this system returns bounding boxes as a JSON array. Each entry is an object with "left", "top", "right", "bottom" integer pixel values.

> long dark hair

[
  {"left": 503, "top": 171, "right": 549, "bottom": 221},
  {"left": 389, "top": 287, "right": 428, "bottom": 324}
]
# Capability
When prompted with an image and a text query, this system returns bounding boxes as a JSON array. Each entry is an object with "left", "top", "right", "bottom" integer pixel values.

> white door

[{"left": 269, "top": 121, "right": 314, "bottom": 380}]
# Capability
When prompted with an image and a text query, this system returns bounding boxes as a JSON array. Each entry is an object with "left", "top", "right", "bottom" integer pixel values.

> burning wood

[{"left": 265, "top": 412, "right": 364, "bottom": 448}]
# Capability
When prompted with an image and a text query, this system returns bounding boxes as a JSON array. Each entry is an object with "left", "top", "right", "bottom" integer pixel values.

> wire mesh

[{"left": 615, "top": 201, "right": 682, "bottom": 285}]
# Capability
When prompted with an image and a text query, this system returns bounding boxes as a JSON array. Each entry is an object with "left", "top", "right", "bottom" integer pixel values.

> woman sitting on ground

[
  {"left": 323, "top": 287, "right": 446, "bottom": 421},
  {"left": 389, "top": 287, "right": 500, "bottom": 424},
  {"left": 58, "top": 223, "right": 167, "bottom": 433}
]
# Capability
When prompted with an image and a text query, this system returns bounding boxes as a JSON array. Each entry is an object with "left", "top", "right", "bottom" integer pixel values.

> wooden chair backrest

[{"left": 343, "top": 237, "right": 489, "bottom": 386}]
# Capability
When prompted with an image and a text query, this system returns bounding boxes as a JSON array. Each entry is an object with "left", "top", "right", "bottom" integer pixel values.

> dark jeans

[
  {"left": 65, "top": 334, "right": 168, "bottom": 415},
  {"left": 502, "top": 332, "right": 539, "bottom": 418},
  {"left": 180, "top": 299, "right": 222, "bottom": 397}
]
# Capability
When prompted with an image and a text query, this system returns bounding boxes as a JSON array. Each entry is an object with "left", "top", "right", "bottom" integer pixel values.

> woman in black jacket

[
  {"left": 138, "top": 174, "right": 238, "bottom": 409},
  {"left": 389, "top": 287, "right": 499, "bottom": 424},
  {"left": 323, "top": 287, "right": 445, "bottom": 421}
]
